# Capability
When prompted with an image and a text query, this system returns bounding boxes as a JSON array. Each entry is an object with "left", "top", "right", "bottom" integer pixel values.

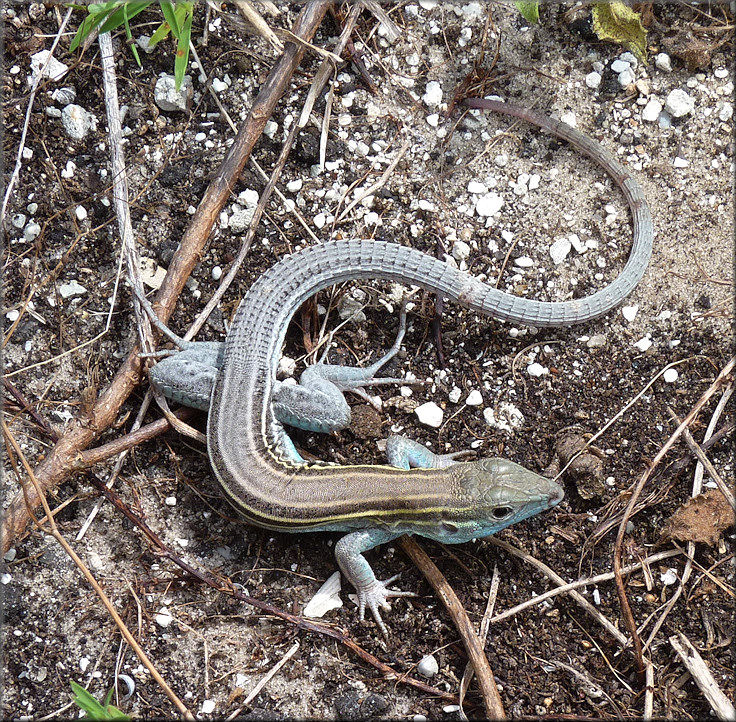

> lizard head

[{"left": 420, "top": 458, "right": 564, "bottom": 544}]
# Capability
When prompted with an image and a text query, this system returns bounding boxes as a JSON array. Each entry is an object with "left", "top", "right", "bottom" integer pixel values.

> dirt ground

[{"left": 2, "top": 2, "right": 734, "bottom": 720}]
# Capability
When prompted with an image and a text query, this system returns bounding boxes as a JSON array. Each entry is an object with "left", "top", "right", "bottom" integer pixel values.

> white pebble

[
  {"left": 660, "top": 568, "right": 678, "bottom": 586},
  {"left": 201, "top": 700, "right": 216, "bottom": 715},
  {"left": 663, "top": 368, "right": 678, "bottom": 383},
  {"left": 59, "top": 280, "right": 87, "bottom": 299},
  {"left": 422, "top": 80, "right": 443, "bottom": 107},
  {"left": 494, "top": 153, "right": 508, "bottom": 167},
  {"left": 585, "top": 71, "right": 602, "bottom": 90},
  {"left": 6, "top": 309, "right": 19, "bottom": 322},
  {"left": 164, "top": 496, "right": 177, "bottom": 506},
  {"left": 527, "top": 362, "right": 548, "bottom": 377},
  {"left": 642, "top": 98, "right": 662, "bottom": 122},
  {"left": 673, "top": 157, "right": 688, "bottom": 168},
  {"left": 549, "top": 237, "right": 571, "bottom": 265},
  {"left": 286, "top": 179, "right": 303, "bottom": 192},
  {"left": 314, "top": 212, "right": 326, "bottom": 229},
  {"left": 633, "top": 336, "right": 652, "bottom": 352},
  {"left": 211, "top": 77, "right": 228, "bottom": 93},
  {"left": 465, "top": 390, "right": 483, "bottom": 406},
  {"left": 664, "top": 89, "right": 694, "bottom": 118},
  {"left": 61, "top": 104, "right": 97, "bottom": 140},
  {"left": 238, "top": 188, "right": 259, "bottom": 208},
  {"left": 655, "top": 53, "right": 672, "bottom": 73},
  {"left": 30, "top": 50, "right": 69, "bottom": 82},
  {"left": 211, "top": 265, "right": 222, "bottom": 281},
  {"left": 515, "top": 256, "right": 534, "bottom": 268},
  {"left": 263, "top": 120, "right": 278, "bottom": 139},
  {"left": 426, "top": 113, "right": 439, "bottom": 127},
  {"left": 483, "top": 402, "right": 524, "bottom": 432},
  {"left": 24, "top": 221, "right": 41, "bottom": 242},
  {"left": 12, "top": 213, "right": 26, "bottom": 229},
  {"left": 559, "top": 112, "right": 577, "bottom": 127},
  {"left": 448, "top": 387, "right": 462, "bottom": 403},
  {"left": 717, "top": 102, "right": 733, "bottom": 122},
  {"left": 475, "top": 192, "right": 504, "bottom": 218},
  {"left": 467, "top": 181, "right": 487, "bottom": 194},
  {"left": 618, "top": 69, "right": 635, "bottom": 87},
  {"left": 155, "top": 608, "right": 174, "bottom": 627},
  {"left": 452, "top": 240, "right": 471, "bottom": 261},
  {"left": 79, "top": 657, "right": 91, "bottom": 673},
  {"left": 611, "top": 59, "right": 631, "bottom": 73},
  {"left": 75, "top": 205, "right": 87, "bottom": 221},
  {"left": 415, "top": 401, "right": 444, "bottom": 427},
  {"left": 621, "top": 305, "right": 638, "bottom": 322},
  {"left": 417, "top": 654, "right": 439, "bottom": 678}
]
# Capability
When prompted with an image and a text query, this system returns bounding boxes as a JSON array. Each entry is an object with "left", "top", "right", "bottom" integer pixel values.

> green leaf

[
  {"left": 515, "top": 1, "right": 539, "bottom": 24},
  {"left": 592, "top": 1, "right": 648, "bottom": 63},
  {"left": 122, "top": 2, "right": 142, "bottom": 68},
  {"left": 70, "top": 681, "right": 131, "bottom": 721},
  {"left": 97, "top": 1, "right": 152, "bottom": 37},
  {"left": 174, "top": 7, "right": 193, "bottom": 91},
  {"left": 159, "top": 0, "right": 180, "bottom": 36},
  {"left": 68, "top": 1, "right": 120, "bottom": 52}
]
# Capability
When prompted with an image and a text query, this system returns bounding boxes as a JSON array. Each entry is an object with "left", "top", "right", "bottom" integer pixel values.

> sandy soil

[{"left": 2, "top": 2, "right": 733, "bottom": 720}]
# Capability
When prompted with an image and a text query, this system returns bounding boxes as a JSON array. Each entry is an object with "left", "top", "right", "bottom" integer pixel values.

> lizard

[{"left": 147, "top": 99, "right": 653, "bottom": 636}]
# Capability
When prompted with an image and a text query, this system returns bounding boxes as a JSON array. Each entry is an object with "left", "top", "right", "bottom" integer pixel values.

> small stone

[
  {"left": 655, "top": 53, "right": 672, "bottom": 72},
  {"left": 633, "top": 336, "right": 652, "bottom": 352},
  {"left": 211, "top": 77, "right": 228, "bottom": 93},
  {"left": 664, "top": 89, "right": 694, "bottom": 118},
  {"left": 475, "top": 192, "right": 504, "bottom": 218},
  {"left": 642, "top": 98, "right": 662, "bottom": 122},
  {"left": 164, "top": 496, "right": 177, "bottom": 506},
  {"left": 426, "top": 113, "right": 439, "bottom": 127},
  {"left": 467, "top": 181, "right": 487, "bottom": 194},
  {"left": 717, "top": 102, "right": 733, "bottom": 122},
  {"left": 527, "top": 362, "right": 548, "bottom": 377},
  {"left": 11, "top": 213, "right": 26, "bottom": 229},
  {"left": 61, "top": 104, "right": 97, "bottom": 140},
  {"left": 549, "top": 236, "right": 571, "bottom": 265},
  {"left": 415, "top": 401, "right": 443, "bottom": 427},
  {"left": 673, "top": 157, "right": 688, "bottom": 168},
  {"left": 51, "top": 86, "right": 76, "bottom": 105},
  {"left": 6, "top": 310, "right": 19, "bottom": 322},
  {"left": 154, "top": 74, "right": 193, "bottom": 112},
  {"left": 59, "top": 280, "right": 87, "bottom": 299},
  {"left": 200, "top": 700, "right": 215, "bottom": 715},
  {"left": 465, "top": 390, "right": 483, "bottom": 406},
  {"left": 660, "top": 568, "right": 678, "bottom": 586},
  {"left": 714, "top": 67, "right": 729, "bottom": 79},
  {"left": 417, "top": 654, "right": 439, "bottom": 678},
  {"left": 663, "top": 368, "right": 678, "bottom": 383},
  {"left": 155, "top": 608, "right": 173, "bottom": 627},
  {"left": 585, "top": 71, "right": 602, "bottom": 90},
  {"left": 286, "top": 179, "right": 303, "bottom": 192},
  {"left": 278, "top": 356, "right": 297, "bottom": 377},
  {"left": 263, "top": 120, "right": 278, "bottom": 139},
  {"left": 560, "top": 112, "right": 577, "bottom": 127},
  {"left": 422, "top": 80, "right": 443, "bottom": 107},
  {"left": 24, "top": 221, "right": 41, "bottom": 242},
  {"left": 611, "top": 59, "right": 631, "bottom": 73},
  {"left": 314, "top": 212, "right": 327, "bottom": 229},
  {"left": 75, "top": 205, "right": 87, "bottom": 221},
  {"left": 618, "top": 69, "right": 636, "bottom": 87},
  {"left": 452, "top": 240, "right": 471, "bottom": 261},
  {"left": 494, "top": 153, "right": 508, "bottom": 167},
  {"left": 515, "top": 256, "right": 534, "bottom": 268},
  {"left": 621, "top": 305, "right": 638, "bottom": 322},
  {"left": 586, "top": 334, "right": 607, "bottom": 348},
  {"left": 228, "top": 206, "right": 255, "bottom": 233},
  {"left": 619, "top": 52, "right": 638, "bottom": 69},
  {"left": 483, "top": 402, "right": 524, "bottom": 432},
  {"left": 29, "top": 50, "right": 68, "bottom": 82}
]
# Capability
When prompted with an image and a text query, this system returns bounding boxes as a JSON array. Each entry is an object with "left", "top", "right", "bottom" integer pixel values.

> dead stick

[
  {"left": 399, "top": 536, "right": 506, "bottom": 719},
  {"left": 1, "top": 0, "right": 331, "bottom": 554},
  {"left": 613, "top": 356, "right": 735, "bottom": 685}
]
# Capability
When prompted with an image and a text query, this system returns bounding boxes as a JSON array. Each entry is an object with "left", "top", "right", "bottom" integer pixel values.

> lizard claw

[{"left": 355, "top": 574, "right": 416, "bottom": 638}]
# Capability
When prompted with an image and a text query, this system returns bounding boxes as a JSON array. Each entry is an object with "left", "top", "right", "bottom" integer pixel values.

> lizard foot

[{"left": 355, "top": 574, "right": 416, "bottom": 638}]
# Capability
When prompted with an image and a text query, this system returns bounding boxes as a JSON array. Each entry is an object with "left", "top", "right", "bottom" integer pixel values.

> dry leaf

[{"left": 661, "top": 488, "right": 734, "bottom": 547}]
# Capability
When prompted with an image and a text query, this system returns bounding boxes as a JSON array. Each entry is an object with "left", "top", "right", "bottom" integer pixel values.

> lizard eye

[{"left": 491, "top": 506, "right": 513, "bottom": 520}]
